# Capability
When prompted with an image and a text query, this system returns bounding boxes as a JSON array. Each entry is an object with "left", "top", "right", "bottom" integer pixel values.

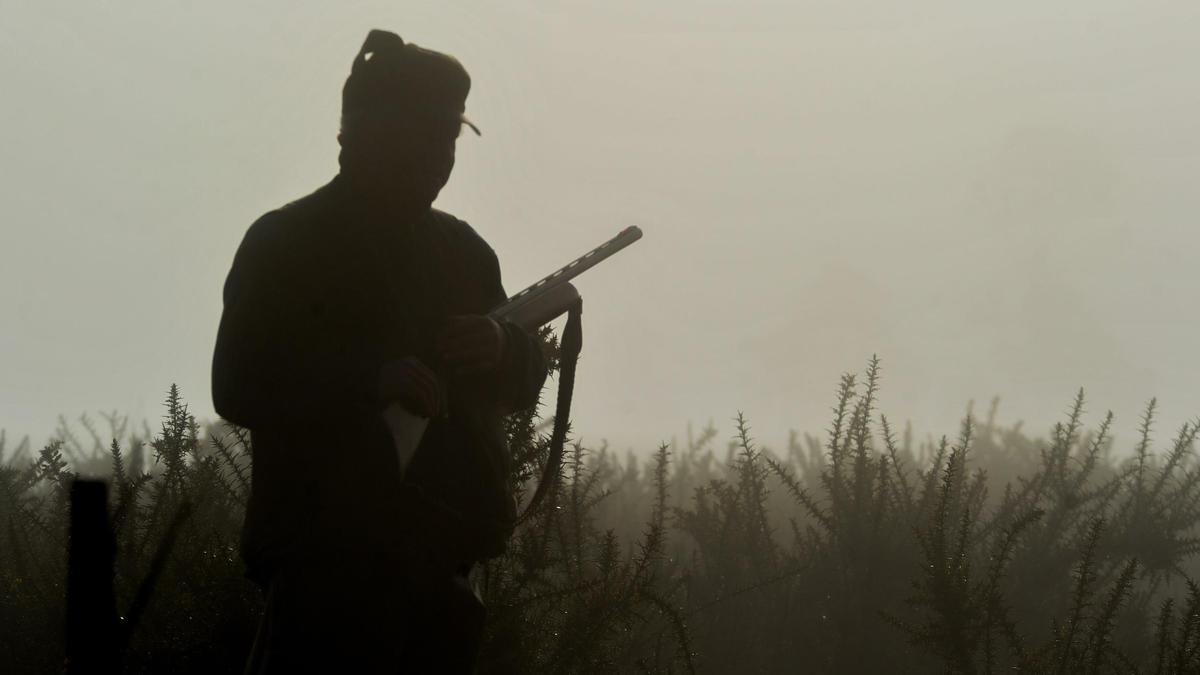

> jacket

[{"left": 211, "top": 175, "right": 548, "bottom": 584}]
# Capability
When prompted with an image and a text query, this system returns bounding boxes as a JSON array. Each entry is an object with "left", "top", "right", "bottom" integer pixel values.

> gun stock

[{"left": 493, "top": 281, "right": 580, "bottom": 332}]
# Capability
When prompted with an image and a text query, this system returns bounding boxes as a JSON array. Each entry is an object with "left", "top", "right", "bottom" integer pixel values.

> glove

[{"left": 378, "top": 356, "right": 446, "bottom": 418}]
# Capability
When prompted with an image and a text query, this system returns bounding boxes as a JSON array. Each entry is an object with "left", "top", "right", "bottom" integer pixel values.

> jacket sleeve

[
  {"left": 211, "top": 214, "right": 383, "bottom": 430},
  {"left": 478, "top": 243, "right": 549, "bottom": 415}
]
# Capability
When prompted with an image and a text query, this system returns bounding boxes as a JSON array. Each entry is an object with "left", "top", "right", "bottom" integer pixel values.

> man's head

[{"left": 337, "top": 29, "right": 479, "bottom": 206}]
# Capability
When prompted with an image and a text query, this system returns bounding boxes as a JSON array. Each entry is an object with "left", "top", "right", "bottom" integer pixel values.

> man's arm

[
  {"left": 437, "top": 238, "right": 548, "bottom": 415},
  {"left": 485, "top": 241, "right": 548, "bottom": 414},
  {"left": 211, "top": 214, "right": 383, "bottom": 430},
  {"left": 492, "top": 317, "right": 549, "bottom": 414}
]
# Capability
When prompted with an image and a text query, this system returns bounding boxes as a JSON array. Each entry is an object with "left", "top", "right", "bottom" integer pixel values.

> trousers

[{"left": 243, "top": 550, "right": 485, "bottom": 674}]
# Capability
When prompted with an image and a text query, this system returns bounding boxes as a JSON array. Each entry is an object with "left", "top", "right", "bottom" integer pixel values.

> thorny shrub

[{"left": 2, "top": 356, "right": 1199, "bottom": 674}]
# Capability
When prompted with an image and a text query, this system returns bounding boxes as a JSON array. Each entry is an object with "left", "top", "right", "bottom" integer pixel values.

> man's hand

[
  {"left": 436, "top": 314, "right": 509, "bottom": 376},
  {"left": 378, "top": 356, "right": 446, "bottom": 418}
]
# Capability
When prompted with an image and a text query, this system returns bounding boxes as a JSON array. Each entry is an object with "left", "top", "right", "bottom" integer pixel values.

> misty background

[{"left": 1, "top": 1, "right": 1196, "bottom": 456}]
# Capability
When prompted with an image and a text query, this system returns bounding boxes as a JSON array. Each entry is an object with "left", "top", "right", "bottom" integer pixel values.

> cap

[{"left": 341, "top": 29, "right": 480, "bottom": 136}]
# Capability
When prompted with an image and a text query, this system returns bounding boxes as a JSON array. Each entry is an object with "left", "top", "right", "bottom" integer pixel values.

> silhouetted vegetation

[{"left": 4, "top": 356, "right": 1200, "bottom": 673}]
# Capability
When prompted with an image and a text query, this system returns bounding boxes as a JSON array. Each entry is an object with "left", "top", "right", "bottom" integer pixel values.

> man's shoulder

[
  {"left": 427, "top": 208, "right": 496, "bottom": 258},
  {"left": 254, "top": 182, "right": 338, "bottom": 233},
  {"left": 426, "top": 207, "right": 474, "bottom": 235},
  {"left": 239, "top": 182, "right": 341, "bottom": 255}
]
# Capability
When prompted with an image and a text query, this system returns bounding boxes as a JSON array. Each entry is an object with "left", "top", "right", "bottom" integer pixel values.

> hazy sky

[{"left": 2, "top": 1, "right": 1197, "bottom": 457}]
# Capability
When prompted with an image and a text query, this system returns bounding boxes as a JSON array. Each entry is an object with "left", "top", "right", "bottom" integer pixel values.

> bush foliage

[{"left": 3, "top": 356, "right": 1200, "bottom": 674}]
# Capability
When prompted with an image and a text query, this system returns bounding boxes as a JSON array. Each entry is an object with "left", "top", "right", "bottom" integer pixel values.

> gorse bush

[
  {"left": 2, "top": 356, "right": 1199, "bottom": 674},
  {"left": 1, "top": 386, "right": 261, "bottom": 674}
]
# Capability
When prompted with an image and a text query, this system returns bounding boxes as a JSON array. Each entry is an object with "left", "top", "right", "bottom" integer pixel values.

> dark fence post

[{"left": 66, "top": 479, "right": 119, "bottom": 674}]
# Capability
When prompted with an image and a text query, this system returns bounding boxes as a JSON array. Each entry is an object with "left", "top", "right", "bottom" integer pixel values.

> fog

[{"left": 2, "top": 1, "right": 1197, "bottom": 455}]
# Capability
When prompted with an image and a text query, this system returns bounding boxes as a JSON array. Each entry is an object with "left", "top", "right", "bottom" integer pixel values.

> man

[{"left": 211, "top": 29, "right": 548, "bottom": 673}]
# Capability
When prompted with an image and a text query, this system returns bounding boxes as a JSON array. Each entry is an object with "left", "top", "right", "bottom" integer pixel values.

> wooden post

[{"left": 65, "top": 479, "right": 119, "bottom": 674}]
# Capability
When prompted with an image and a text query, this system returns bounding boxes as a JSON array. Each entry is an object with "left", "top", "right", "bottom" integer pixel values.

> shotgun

[{"left": 383, "top": 225, "right": 643, "bottom": 476}]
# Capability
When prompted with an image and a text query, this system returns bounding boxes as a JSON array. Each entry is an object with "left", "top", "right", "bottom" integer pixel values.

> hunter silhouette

[{"left": 212, "top": 29, "right": 548, "bottom": 674}]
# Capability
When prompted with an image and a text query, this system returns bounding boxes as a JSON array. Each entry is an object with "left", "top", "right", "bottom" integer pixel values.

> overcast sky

[{"left": 2, "top": 1, "right": 1197, "bottom": 457}]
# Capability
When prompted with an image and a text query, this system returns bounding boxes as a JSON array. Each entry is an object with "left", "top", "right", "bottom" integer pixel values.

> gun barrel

[{"left": 491, "top": 225, "right": 641, "bottom": 320}]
